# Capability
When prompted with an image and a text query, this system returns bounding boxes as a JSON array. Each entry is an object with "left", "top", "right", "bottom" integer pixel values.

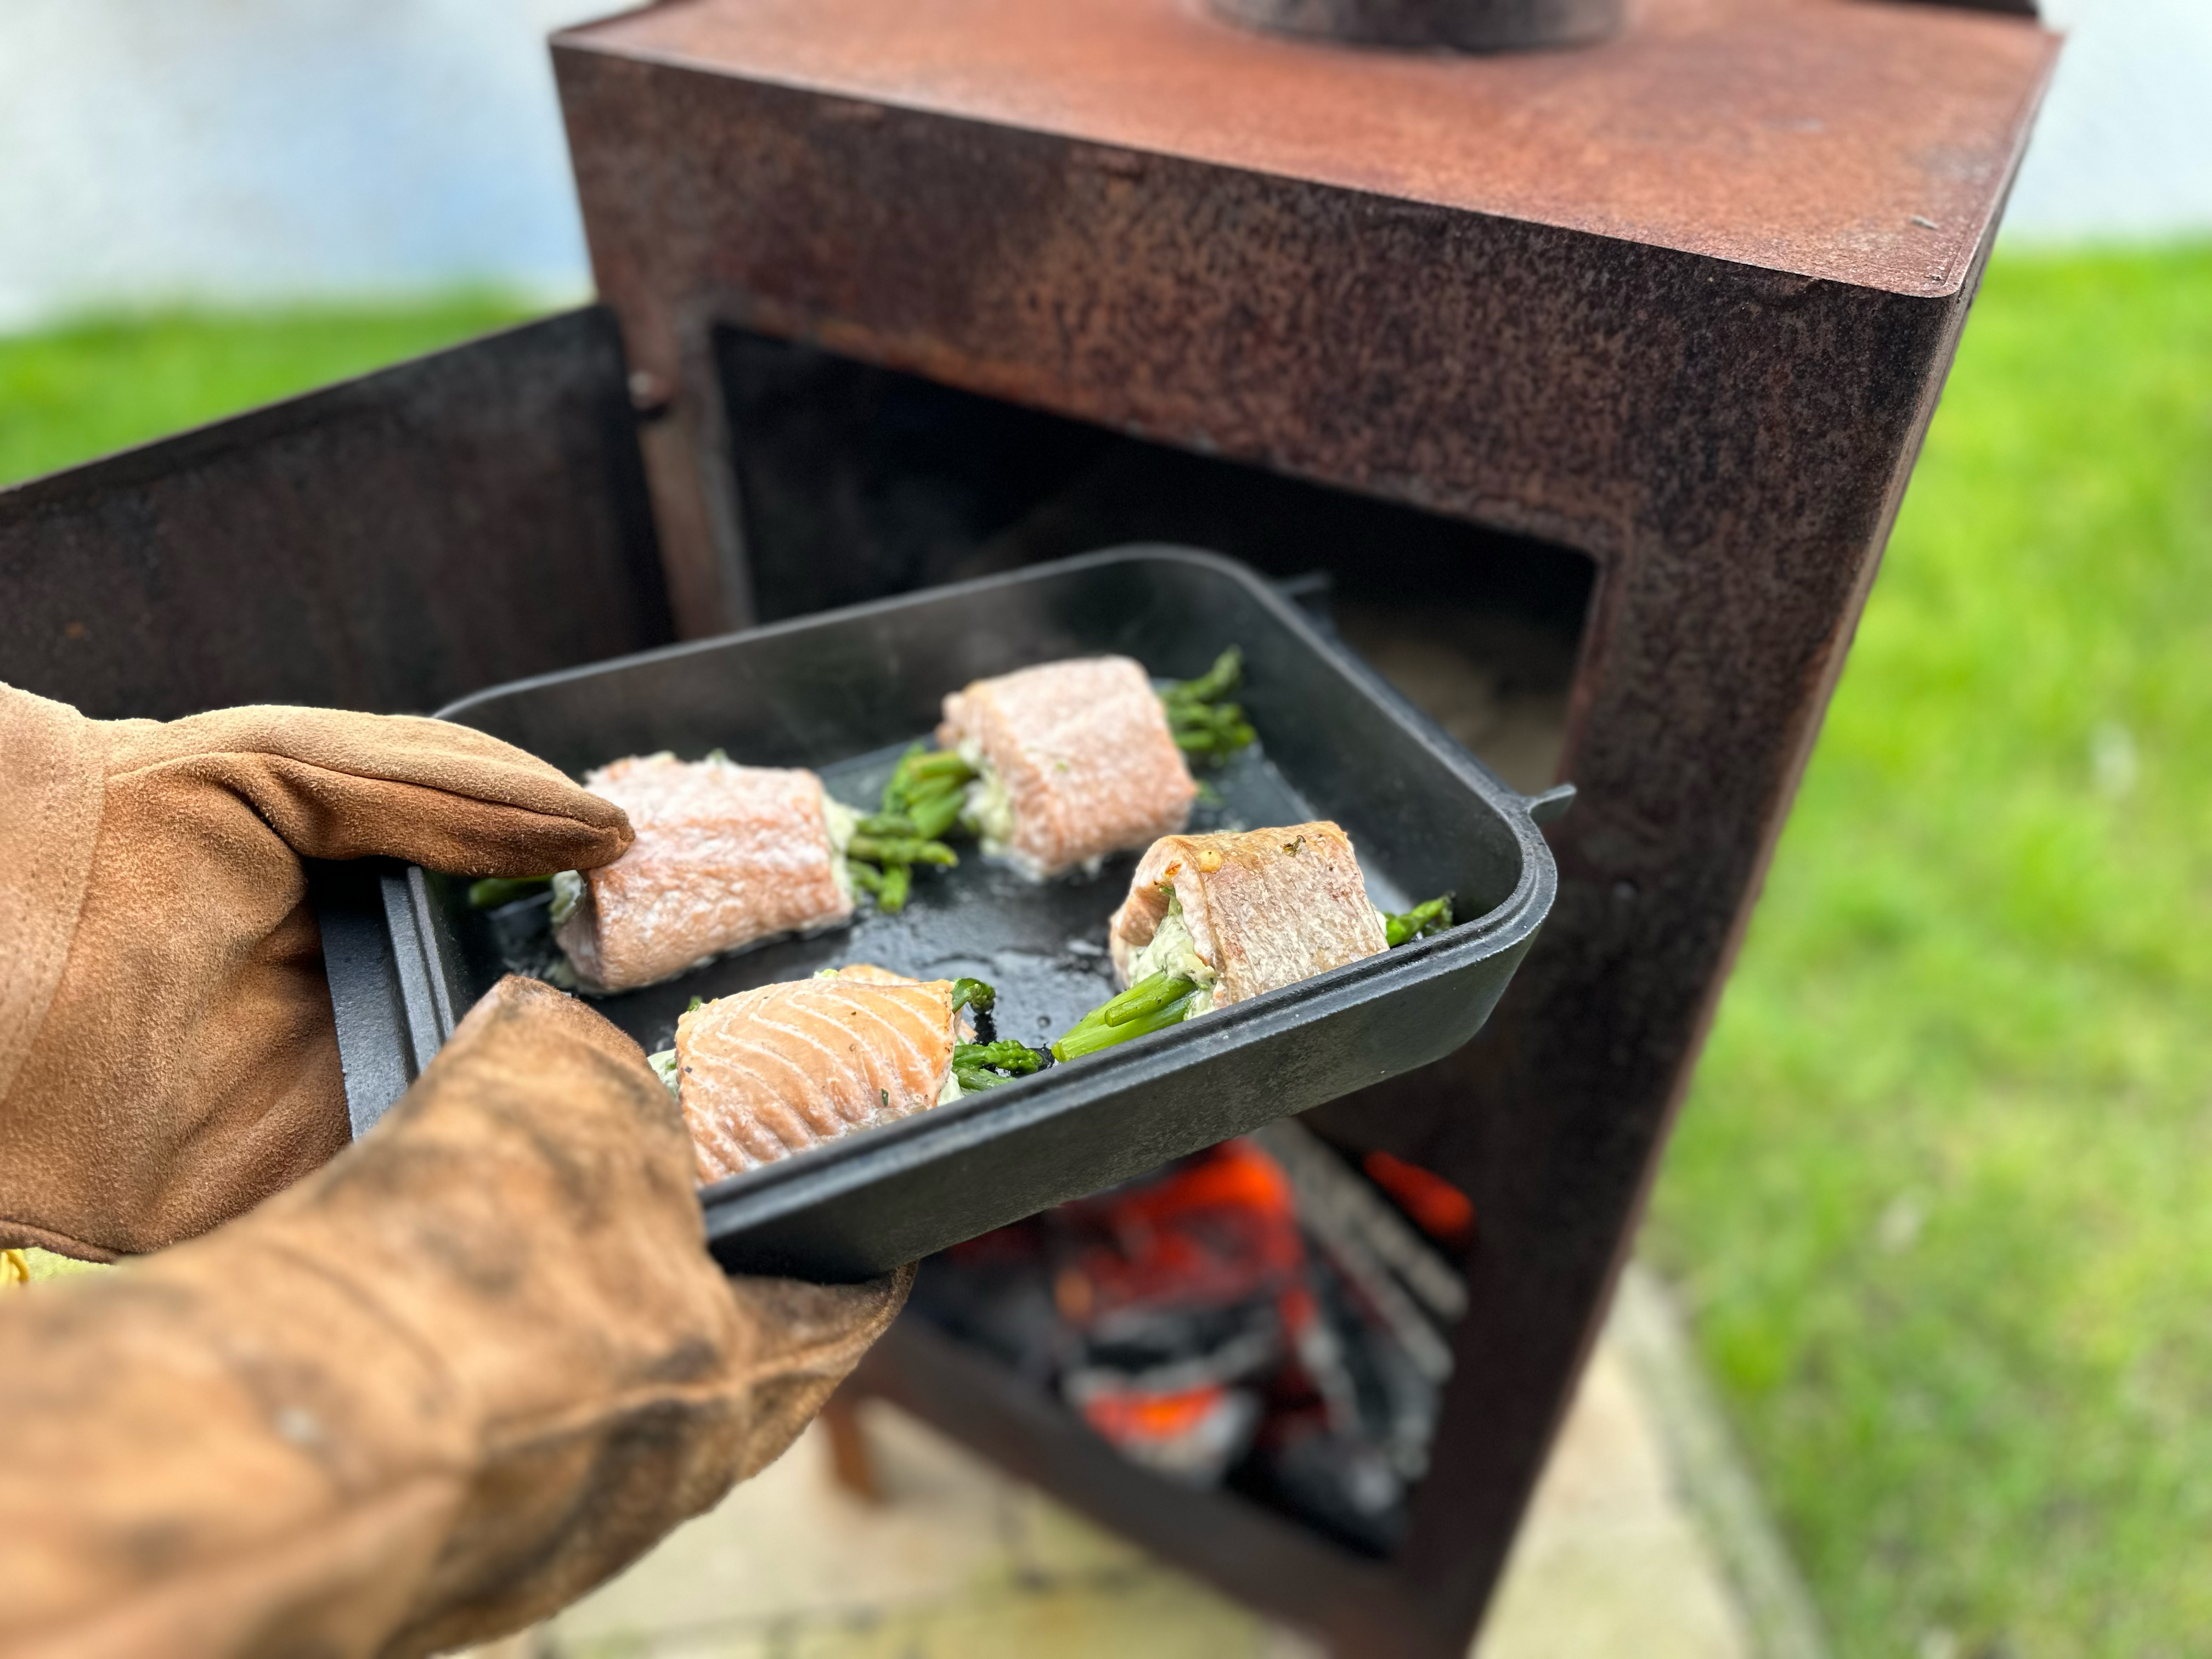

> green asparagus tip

[
  {"left": 906, "top": 749, "right": 978, "bottom": 783},
  {"left": 877, "top": 864, "right": 912, "bottom": 914},
  {"left": 950, "top": 1039, "right": 1045, "bottom": 1091},
  {"left": 950, "top": 977, "right": 997, "bottom": 1014},
  {"left": 1384, "top": 895, "right": 1455, "bottom": 947},
  {"left": 1165, "top": 646, "right": 1244, "bottom": 707},
  {"left": 857, "top": 810, "right": 917, "bottom": 838},
  {"left": 1161, "top": 648, "right": 1254, "bottom": 764},
  {"left": 467, "top": 876, "right": 552, "bottom": 909},
  {"left": 906, "top": 789, "right": 967, "bottom": 843},
  {"left": 883, "top": 744, "right": 977, "bottom": 815}
]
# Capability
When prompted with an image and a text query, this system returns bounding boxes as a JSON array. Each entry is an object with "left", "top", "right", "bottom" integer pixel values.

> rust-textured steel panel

[
  {"left": 556, "top": 0, "right": 2055, "bottom": 637},
  {"left": 552, "top": 0, "right": 2055, "bottom": 1649},
  {"left": 567, "top": 0, "right": 2051, "bottom": 298},
  {"left": 0, "top": 307, "right": 671, "bottom": 721}
]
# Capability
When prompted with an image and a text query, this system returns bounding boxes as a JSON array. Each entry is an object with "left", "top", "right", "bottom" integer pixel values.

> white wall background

[
  {"left": 2008, "top": 0, "right": 2212, "bottom": 240},
  {"left": 0, "top": 0, "right": 2206, "bottom": 330},
  {"left": 0, "top": 0, "right": 601, "bottom": 328}
]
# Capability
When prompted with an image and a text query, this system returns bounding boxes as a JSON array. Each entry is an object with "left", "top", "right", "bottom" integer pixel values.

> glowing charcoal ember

[
  {"left": 937, "top": 656, "right": 1195, "bottom": 879},
  {"left": 556, "top": 753, "right": 854, "bottom": 991}
]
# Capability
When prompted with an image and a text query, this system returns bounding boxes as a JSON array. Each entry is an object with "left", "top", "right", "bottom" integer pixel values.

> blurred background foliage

[
  {"left": 1648, "top": 245, "right": 2212, "bottom": 1657},
  {"left": 2, "top": 244, "right": 2207, "bottom": 1656},
  {"left": 0, "top": 299, "right": 537, "bottom": 488}
]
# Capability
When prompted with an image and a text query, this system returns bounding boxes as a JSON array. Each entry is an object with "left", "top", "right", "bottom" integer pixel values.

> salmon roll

[
  {"left": 938, "top": 656, "right": 1197, "bottom": 881},
  {"left": 1107, "top": 822, "right": 1389, "bottom": 1014},
  {"left": 554, "top": 752, "right": 855, "bottom": 992},
  {"left": 670, "top": 968, "right": 969, "bottom": 1180}
]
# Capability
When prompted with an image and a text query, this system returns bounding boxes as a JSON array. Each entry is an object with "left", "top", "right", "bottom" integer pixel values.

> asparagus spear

[
  {"left": 950, "top": 1039, "right": 1049, "bottom": 1091},
  {"left": 1383, "top": 895, "right": 1455, "bottom": 947},
  {"left": 847, "top": 833, "right": 958, "bottom": 868},
  {"left": 1160, "top": 647, "right": 1257, "bottom": 764},
  {"left": 856, "top": 745, "right": 980, "bottom": 913},
  {"left": 467, "top": 875, "right": 552, "bottom": 909},
  {"left": 945, "top": 973, "right": 1032, "bottom": 1087},
  {"left": 882, "top": 744, "right": 976, "bottom": 810},
  {"left": 1168, "top": 646, "right": 1243, "bottom": 706},
  {"left": 905, "top": 787, "right": 968, "bottom": 842},
  {"left": 877, "top": 863, "right": 912, "bottom": 912},
  {"left": 1051, "top": 970, "right": 1200, "bottom": 1061}
]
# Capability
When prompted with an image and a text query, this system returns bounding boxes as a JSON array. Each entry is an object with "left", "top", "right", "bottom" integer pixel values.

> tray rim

[{"left": 406, "top": 545, "right": 1558, "bottom": 1244}]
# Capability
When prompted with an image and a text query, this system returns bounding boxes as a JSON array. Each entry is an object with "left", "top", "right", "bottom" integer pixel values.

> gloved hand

[
  {"left": 0, "top": 683, "right": 633, "bottom": 1260},
  {"left": 0, "top": 975, "right": 911, "bottom": 1659}
]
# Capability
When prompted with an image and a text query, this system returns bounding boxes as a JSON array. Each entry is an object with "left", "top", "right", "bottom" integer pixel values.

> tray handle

[{"left": 309, "top": 857, "right": 449, "bottom": 1139}]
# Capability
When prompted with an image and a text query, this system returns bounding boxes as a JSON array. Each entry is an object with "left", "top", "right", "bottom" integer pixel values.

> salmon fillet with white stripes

[
  {"left": 556, "top": 753, "right": 853, "bottom": 992},
  {"left": 1108, "top": 822, "right": 1387, "bottom": 1013},
  {"left": 676, "top": 968, "right": 966, "bottom": 1180},
  {"left": 938, "top": 656, "right": 1195, "bottom": 881}
]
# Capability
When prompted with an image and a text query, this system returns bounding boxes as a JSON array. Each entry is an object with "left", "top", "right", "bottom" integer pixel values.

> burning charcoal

[
  {"left": 908, "top": 1132, "right": 1472, "bottom": 1553},
  {"left": 1250, "top": 1120, "right": 1468, "bottom": 1324},
  {"left": 1064, "top": 1378, "right": 1262, "bottom": 1486},
  {"left": 1304, "top": 1252, "right": 1442, "bottom": 1485},
  {"left": 1047, "top": 1141, "right": 1308, "bottom": 1331},
  {"left": 1238, "top": 1423, "right": 1410, "bottom": 1558}
]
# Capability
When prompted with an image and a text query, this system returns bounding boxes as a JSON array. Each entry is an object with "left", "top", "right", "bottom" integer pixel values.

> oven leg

[{"left": 820, "top": 1390, "right": 884, "bottom": 1505}]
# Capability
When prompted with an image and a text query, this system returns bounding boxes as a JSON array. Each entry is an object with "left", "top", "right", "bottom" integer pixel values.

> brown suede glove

[
  {"left": 0, "top": 975, "right": 910, "bottom": 1659},
  {"left": 0, "top": 682, "right": 634, "bottom": 1261}
]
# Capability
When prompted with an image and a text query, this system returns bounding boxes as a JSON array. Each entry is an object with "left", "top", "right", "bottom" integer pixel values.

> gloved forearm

[
  {"left": 0, "top": 682, "right": 634, "bottom": 1260},
  {"left": 0, "top": 977, "right": 908, "bottom": 1659}
]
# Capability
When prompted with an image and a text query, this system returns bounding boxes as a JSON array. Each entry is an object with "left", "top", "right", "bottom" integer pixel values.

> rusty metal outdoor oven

[{"left": 0, "top": 0, "right": 2056, "bottom": 1654}]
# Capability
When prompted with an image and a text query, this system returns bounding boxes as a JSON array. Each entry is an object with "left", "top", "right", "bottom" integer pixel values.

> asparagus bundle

[
  {"left": 939, "top": 975, "right": 1053, "bottom": 1092},
  {"left": 842, "top": 744, "right": 972, "bottom": 915},
  {"left": 1159, "top": 647, "right": 1257, "bottom": 764}
]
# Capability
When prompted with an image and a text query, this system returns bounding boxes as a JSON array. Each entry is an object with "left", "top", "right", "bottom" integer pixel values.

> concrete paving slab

[
  {"left": 520, "top": 1266, "right": 1803, "bottom": 1659},
  {"left": 1477, "top": 1332, "right": 1750, "bottom": 1659}
]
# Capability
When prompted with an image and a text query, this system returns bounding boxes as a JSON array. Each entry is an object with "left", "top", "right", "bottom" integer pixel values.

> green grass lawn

[
  {"left": 2, "top": 257, "right": 2205, "bottom": 1654},
  {"left": 0, "top": 297, "right": 542, "bottom": 488},
  {"left": 1647, "top": 245, "right": 2212, "bottom": 1657}
]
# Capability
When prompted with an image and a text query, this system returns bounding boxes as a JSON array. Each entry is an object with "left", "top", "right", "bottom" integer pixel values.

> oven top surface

[{"left": 563, "top": 0, "right": 2057, "bottom": 297}]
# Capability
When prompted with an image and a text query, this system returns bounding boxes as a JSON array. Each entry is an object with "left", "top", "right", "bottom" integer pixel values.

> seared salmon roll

[
  {"left": 670, "top": 968, "right": 968, "bottom": 1180},
  {"left": 554, "top": 752, "right": 855, "bottom": 992},
  {"left": 938, "top": 656, "right": 1197, "bottom": 880},
  {"left": 1107, "top": 822, "right": 1389, "bottom": 1014}
]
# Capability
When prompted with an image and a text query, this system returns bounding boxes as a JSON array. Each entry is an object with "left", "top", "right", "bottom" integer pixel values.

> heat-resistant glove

[
  {"left": 0, "top": 682, "right": 633, "bottom": 1261},
  {"left": 0, "top": 974, "right": 910, "bottom": 1659}
]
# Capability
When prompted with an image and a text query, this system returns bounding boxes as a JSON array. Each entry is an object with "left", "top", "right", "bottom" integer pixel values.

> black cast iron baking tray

[{"left": 314, "top": 547, "right": 1561, "bottom": 1280}]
